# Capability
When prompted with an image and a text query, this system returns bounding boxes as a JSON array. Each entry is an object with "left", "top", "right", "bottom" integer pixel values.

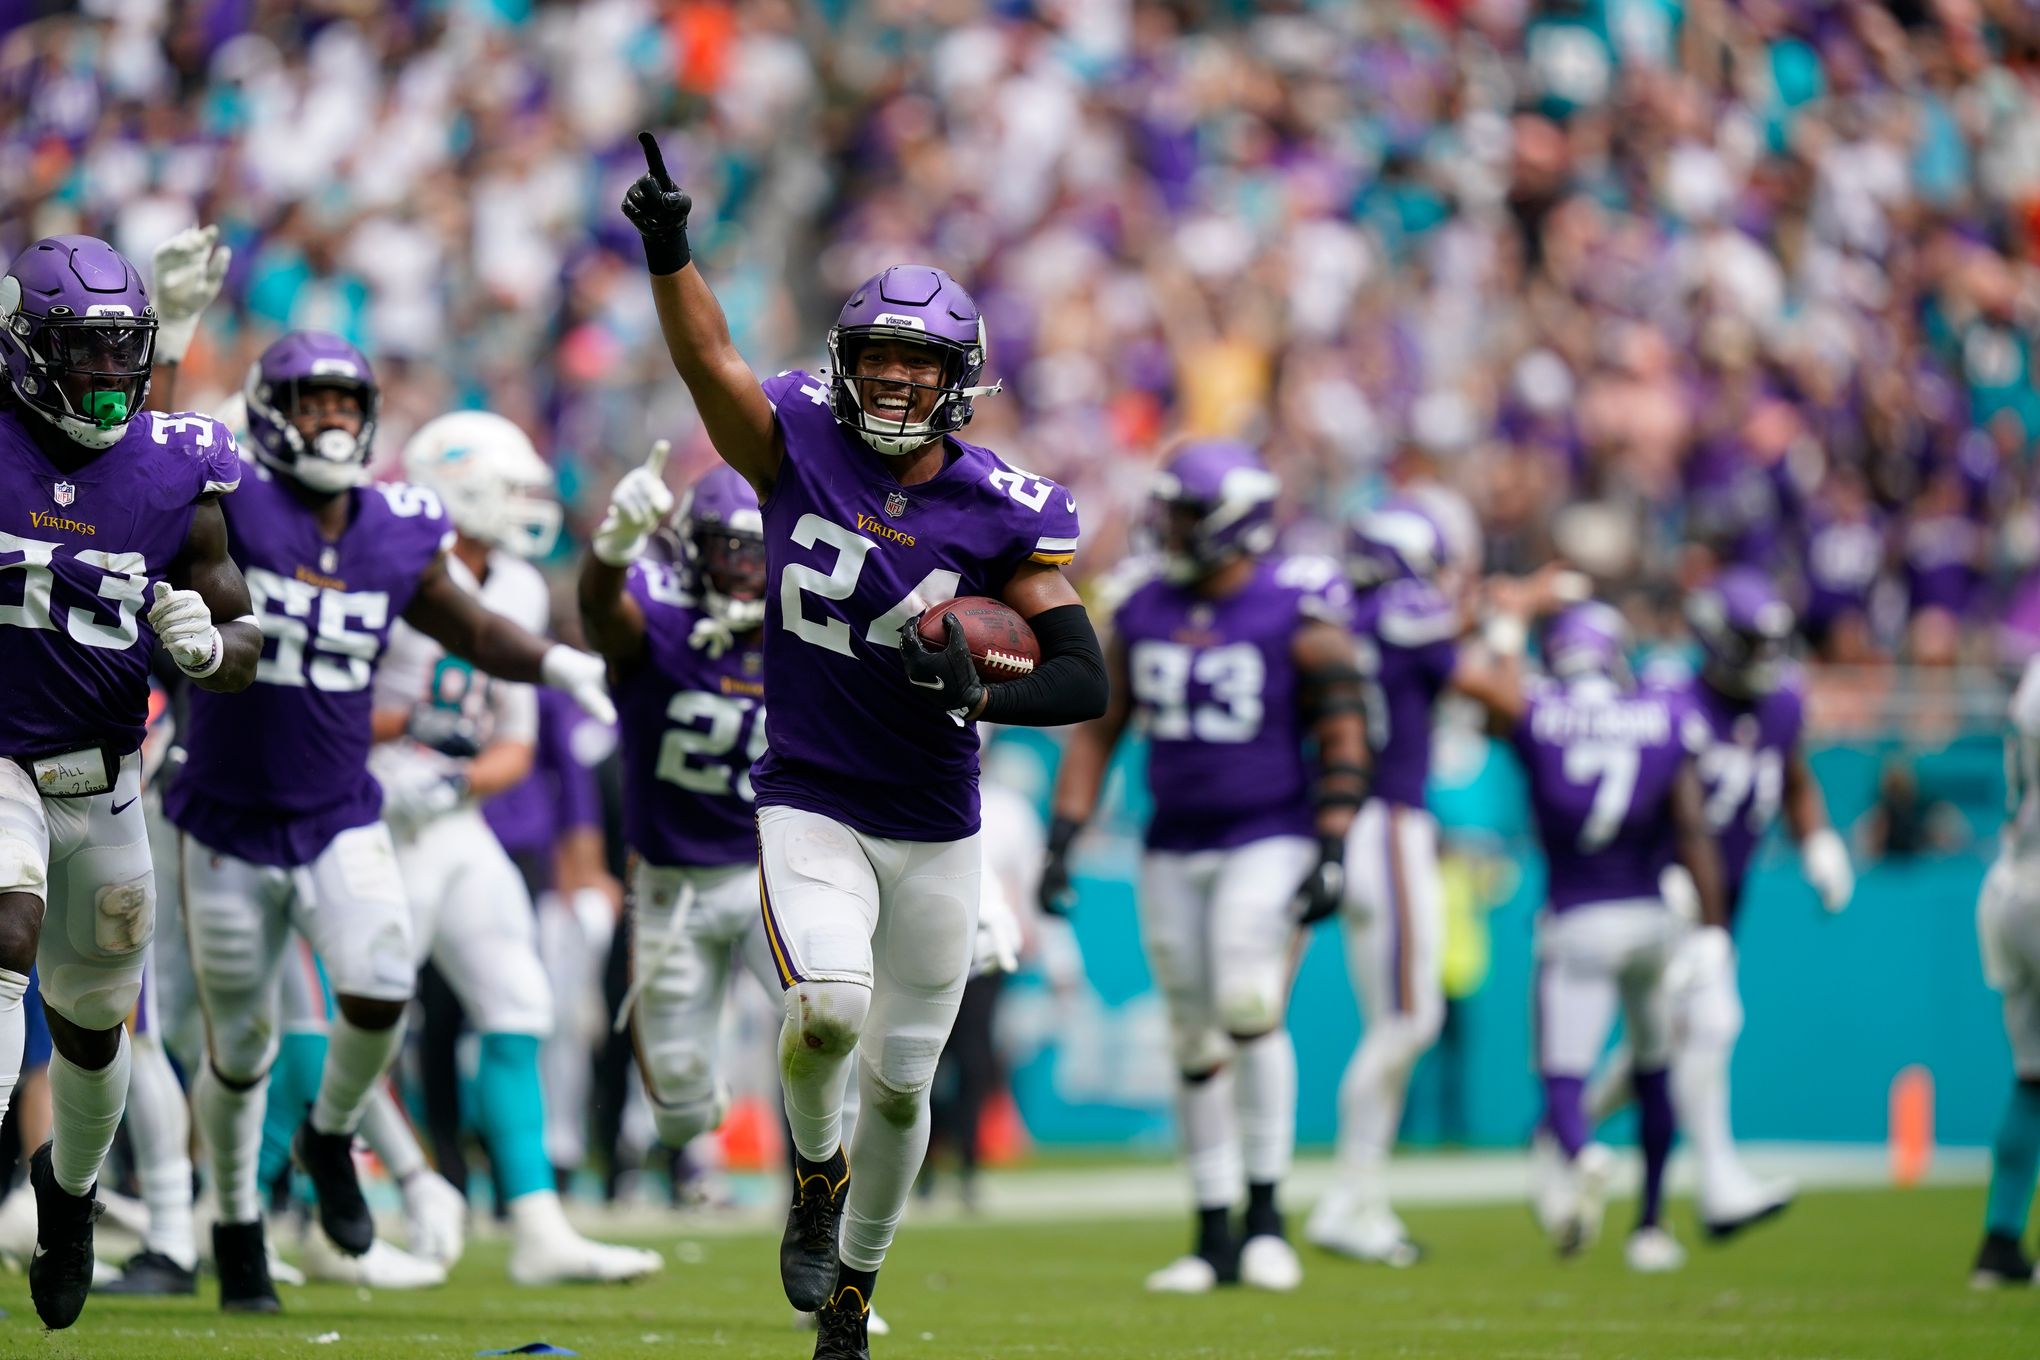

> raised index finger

[{"left": 638, "top": 131, "right": 673, "bottom": 189}]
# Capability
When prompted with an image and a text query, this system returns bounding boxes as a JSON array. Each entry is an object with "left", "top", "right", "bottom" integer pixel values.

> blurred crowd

[{"left": 8, "top": 0, "right": 2040, "bottom": 674}]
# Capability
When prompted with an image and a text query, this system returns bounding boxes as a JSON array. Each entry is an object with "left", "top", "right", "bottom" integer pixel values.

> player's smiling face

[{"left": 850, "top": 338, "right": 944, "bottom": 426}]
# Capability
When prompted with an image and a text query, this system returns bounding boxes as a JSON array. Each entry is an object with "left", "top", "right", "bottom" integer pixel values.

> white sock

[
  {"left": 1235, "top": 1029, "right": 1296, "bottom": 1186},
  {"left": 1178, "top": 1067, "right": 1242, "bottom": 1210},
  {"left": 1586, "top": 1042, "right": 1634, "bottom": 1127},
  {"left": 1334, "top": 1024, "right": 1418, "bottom": 1210},
  {"left": 125, "top": 1035, "right": 196, "bottom": 1268},
  {"left": 196, "top": 1063, "right": 268, "bottom": 1223},
  {"left": 359, "top": 1084, "right": 426, "bottom": 1183},
  {"left": 311, "top": 1015, "right": 405, "bottom": 1137},
  {"left": 507, "top": 1187, "right": 573, "bottom": 1242},
  {"left": 0, "top": 969, "right": 25, "bottom": 1132},
  {"left": 839, "top": 1061, "right": 931, "bottom": 1272},
  {"left": 50, "top": 1029, "right": 132, "bottom": 1196},
  {"left": 1673, "top": 1037, "right": 1746, "bottom": 1203}
]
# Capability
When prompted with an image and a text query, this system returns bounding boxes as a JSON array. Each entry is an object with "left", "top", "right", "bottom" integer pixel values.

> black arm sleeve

[{"left": 978, "top": 603, "right": 1109, "bottom": 728}]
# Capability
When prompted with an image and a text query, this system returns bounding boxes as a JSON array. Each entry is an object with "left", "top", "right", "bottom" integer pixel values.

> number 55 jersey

[{"left": 750, "top": 368, "right": 1079, "bottom": 842}]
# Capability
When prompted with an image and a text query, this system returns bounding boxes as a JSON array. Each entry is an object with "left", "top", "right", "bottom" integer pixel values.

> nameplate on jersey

[{"left": 27, "top": 747, "right": 115, "bottom": 798}]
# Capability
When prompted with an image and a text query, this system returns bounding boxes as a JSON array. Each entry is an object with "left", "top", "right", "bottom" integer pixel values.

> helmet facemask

[
  {"left": 689, "top": 514, "right": 767, "bottom": 631},
  {"left": 5, "top": 304, "right": 157, "bottom": 450},
  {"left": 249, "top": 374, "right": 378, "bottom": 495}
]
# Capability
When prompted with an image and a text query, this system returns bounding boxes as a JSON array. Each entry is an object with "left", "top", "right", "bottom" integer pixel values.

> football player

[
  {"left": 1462, "top": 601, "right": 1729, "bottom": 1273},
  {"left": 1040, "top": 441, "right": 1367, "bottom": 1294},
  {"left": 1588, "top": 568, "right": 1851, "bottom": 1236},
  {"left": 162, "top": 330, "right": 613, "bottom": 1312},
  {"left": 369, "top": 409, "right": 659, "bottom": 1284},
  {"left": 1972, "top": 655, "right": 2040, "bottom": 1286},
  {"left": 622, "top": 134, "right": 1109, "bottom": 1359},
  {"left": 0, "top": 235, "right": 260, "bottom": 1328}
]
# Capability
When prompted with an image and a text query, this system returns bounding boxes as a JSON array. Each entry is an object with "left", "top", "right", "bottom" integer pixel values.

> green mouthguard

[{"left": 84, "top": 390, "right": 130, "bottom": 427}]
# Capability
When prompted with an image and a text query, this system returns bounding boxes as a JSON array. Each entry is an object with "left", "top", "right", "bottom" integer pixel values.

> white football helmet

[{"left": 401, "top": 410, "right": 562, "bottom": 558}]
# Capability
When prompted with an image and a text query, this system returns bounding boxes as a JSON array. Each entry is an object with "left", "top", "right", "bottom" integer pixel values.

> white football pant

[
  {"left": 392, "top": 807, "right": 551, "bottom": 1037},
  {"left": 1535, "top": 899, "right": 1678, "bottom": 1078},
  {"left": 1981, "top": 857, "right": 2040, "bottom": 1079}
]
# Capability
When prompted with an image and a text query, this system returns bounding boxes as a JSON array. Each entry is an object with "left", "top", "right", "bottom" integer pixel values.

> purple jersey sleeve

[
  {"left": 1681, "top": 668, "right": 1807, "bottom": 915},
  {"left": 1357, "top": 579, "right": 1460, "bottom": 809}
]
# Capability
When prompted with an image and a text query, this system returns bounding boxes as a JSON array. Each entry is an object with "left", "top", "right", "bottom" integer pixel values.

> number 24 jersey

[{"left": 752, "top": 369, "right": 1080, "bottom": 843}]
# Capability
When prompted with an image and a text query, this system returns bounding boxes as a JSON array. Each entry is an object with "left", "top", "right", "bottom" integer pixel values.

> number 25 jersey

[{"left": 751, "top": 369, "right": 1080, "bottom": 843}]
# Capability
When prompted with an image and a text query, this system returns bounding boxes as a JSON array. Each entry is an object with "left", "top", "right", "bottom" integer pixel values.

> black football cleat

[
  {"left": 781, "top": 1147, "right": 849, "bottom": 1311},
  {"left": 293, "top": 1117, "right": 373, "bottom": 1256},
  {"left": 1971, "top": 1232, "right": 2036, "bottom": 1289},
  {"left": 95, "top": 1248, "right": 198, "bottom": 1296},
  {"left": 813, "top": 1283, "right": 873, "bottom": 1360},
  {"left": 28, "top": 1142, "right": 102, "bottom": 1329},
  {"left": 214, "top": 1219, "right": 281, "bottom": 1313}
]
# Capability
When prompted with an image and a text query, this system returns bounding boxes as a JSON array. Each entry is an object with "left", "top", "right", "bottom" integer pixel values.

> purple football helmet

[
  {"left": 244, "top": 330, "right": 379, "bottom": 494},
  {"left": 1688, "top": 565, "right": 1794, "bottom": 696},
  {"left": 1, "top": 235, "right": 158, "bottom": 450},
  {"left": 826, "top": 264, "right": 1001, "bottom": 456},
  {"left": 1542, "top": 600, "right": 1632, "bottom": 686},
  {"left": 1149, "top": 440, "right": 1280, "bottom": 584},
  {"left": 1347, "top": 498, "right": 1449, "bottom": 589},
  {"left": 676, "top": 464, "right": 765, "bottom": 630}
]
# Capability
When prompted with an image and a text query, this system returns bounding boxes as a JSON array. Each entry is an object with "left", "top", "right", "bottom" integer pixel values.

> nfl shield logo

[
  {"left": 52, "top": 481, "right": 74, "bottom": 507},
  {"left": 884, "top": 491, "right": 908, "bottom": 519}
]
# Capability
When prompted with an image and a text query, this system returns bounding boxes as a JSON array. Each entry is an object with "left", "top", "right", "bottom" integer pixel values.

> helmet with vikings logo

[
  {"left": 1542, "top": 600, "right": 1633, "bottom": 686},
  {"left": 676, "top": 464, "right": 766, "bottom": 630},
  {"left": 826, "top": 265, "right": 1002, "bottom": 456},
  {"left": 1347, "top": 497, "right": 1450, "bottom": 590},
  {"left": 1688, "top": 566, "right": 1795, "bottom": 697},
  {"left": 1149, "top": 440, "right": 1280, "bottom": 584},
  {"left": 0, "top": 235, "right": 158, "bottom": 450},
  {"left": 244, "top": 330, "right": 380, "bottom": 495}
]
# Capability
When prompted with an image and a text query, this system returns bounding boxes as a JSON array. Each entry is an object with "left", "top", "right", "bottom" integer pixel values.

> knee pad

[
  {"left": 1217, "top": 979, "right": 1286, "bottom": 1040},
  {"left": 206, "top": 1007, "right": 280, "bottom": 1087},
  {"left": 650, "top": 1088, "right": 728, "bottom": 1149},
  {"left": 784, "top": 980, "right": 868, "bottom": 1059},
  {"left": 0, "top": 827, "right": 47, "bottom": 900},
  {"left": 41, "top": 953, "right": 146, "bottom": 1035},
  {"left": 859, "top": 1056, "right": 931, "bottom": 1129},
  {"left": 1171, "top": 1022, "right": 1231, "bottom": 1076},
  {"left": 1676, "top": 973, "right": 1743, "bottom": 1054}
]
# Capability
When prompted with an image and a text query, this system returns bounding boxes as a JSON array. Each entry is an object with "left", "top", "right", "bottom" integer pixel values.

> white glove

[
  {"left": 1658, "top": 863, "right": 1700, "bottom": 924},
  {"left": 149, "top": 224, "right": 231, "bottom": 364},
  {"left": 149, "top": 581, "right": 222, "bottom": 677},
  {"left": 1664, "top": 924, "right": 1735, "bottom": 996},
  {"left": 378, "top": 763, "right": 467, "bottom": 839},
  {"left": 1800, "top": 827, "right": 1854, "bottom": 914},
  {"left": 401, "top": 1169, "right": 468, "bottom": 1267},
  {"left": 972, "top": 884, "right": 1023, "bottom": 977},
  {"left": 592, "top": 439, "right": 675, "bottom": 566},
  {"left": 540, "top": 643, "right": 616, "bottom": 725}
]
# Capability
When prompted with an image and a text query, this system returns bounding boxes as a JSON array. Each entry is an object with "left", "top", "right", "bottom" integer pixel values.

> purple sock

[
  {"left": 1635, "top": 1067, "right": 1675, "bottom": 1228},
  {"left": 1543, "top": 1075, "right": 1589, "bottom": 1158}
]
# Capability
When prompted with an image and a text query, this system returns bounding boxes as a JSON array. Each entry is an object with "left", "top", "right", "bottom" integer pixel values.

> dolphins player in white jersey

[
  {"left": 368, "top": 411, "right": 661, "bottom": 1285},
  {"left": 1974, "top": 657, "right": 2040, "bottom": 1286}
]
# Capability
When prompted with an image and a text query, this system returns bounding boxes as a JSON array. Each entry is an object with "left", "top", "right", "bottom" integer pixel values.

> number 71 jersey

[{"left": 752, "top": 369, "right": 1081, "bottom": 842}]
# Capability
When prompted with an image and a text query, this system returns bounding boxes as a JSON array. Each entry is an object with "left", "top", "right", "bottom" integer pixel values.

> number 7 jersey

[{"left": 752, "top": 368, "right": 1080, "bottom": 841}]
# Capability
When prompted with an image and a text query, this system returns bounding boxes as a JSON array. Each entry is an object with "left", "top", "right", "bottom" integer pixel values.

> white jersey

[
  {"left": 2004, "top": 658, "right": 2040, "bottom": 865},
  {"left": 370, "top": 549, "right": 547, "bottom": 789}
]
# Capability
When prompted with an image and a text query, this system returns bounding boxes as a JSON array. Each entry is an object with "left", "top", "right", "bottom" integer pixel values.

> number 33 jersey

[
  {"left": 0, "top": 408, "right": 241, "bottom": 759},
  {"left": 165, "top": 461, "right": 455, "bottom": 867},
  {"left": 614, "top": 558, "right": 765, "bottom": 869},
  {"left": 1509, "top": 677, "right": 1709, "bottom": 912},
  {"left": 1111, "top": 556, "right": 1351, "bottom": 852},
  {"left": 751, "top": 368, "right": 1080, "bottom": 842}
]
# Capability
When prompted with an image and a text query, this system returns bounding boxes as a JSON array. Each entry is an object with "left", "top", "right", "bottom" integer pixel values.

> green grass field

[{"left": 3, "top": 1185, "right": 2031, "bottom": 1359}]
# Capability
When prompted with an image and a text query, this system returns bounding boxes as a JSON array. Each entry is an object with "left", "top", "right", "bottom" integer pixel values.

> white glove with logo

[
  {"left": 592, "top": 439, "right": 675, "bottom": 566},
  {"left": 378, "top": 763, "right": 467, "bottom": 840},
  {"left": 149, "top": 581, "right": 222, "bottom": 677},
  {"left": 541, "top": 643, "right": 616, "bottom": 725},
  {"left": 150, "top": 224, "right": 232, "bottom": 364},
  {"left": 972, "top": 883, "right": 1024, "bottom": 976},
  {"left": 1664, "top": 924, "right": 1734, "bottom": 997},
  {"left": 1800, "top": 827, "right": 1854, "bottom": 914}
]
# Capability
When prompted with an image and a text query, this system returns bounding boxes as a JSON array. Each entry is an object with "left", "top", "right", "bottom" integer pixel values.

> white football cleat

[
  {"left": 302, "top": 1229, "right": 448, "bottom": 1290},
  {"left": 0, "top": 1183, "right": 36, "bottom": 1267},
  {"left": 1572, "top": 1143, "right": 1613, "bottom": 1254},
  {"left": 1308, "top": 1206, "right": 1421, "bottom": 1267},
  {"left": 401, "top": 1171, "right": 469, "bottom": 1266},
  {"left": 1304, "top": 1187, "right": 1358, "bottom": 1248},
  {"left": 268, "top": 1234, "right": 307, "bottom": 1288},
  {"left": 1239, "top": 1235, "right": 1303, "bottom": 1292},
  {"left": 1144, "top": 1254, "right": 1221, "bottom": 1294},
  {"left": 795, "top": 1307, "right": 891, "bottom": 1335},
  {"left": 508, "top": 1228, "right": 664, "bottom": 1286},
  {"left": 1700, "top": 1175, "right": 1795, "bottom": 1242},
  {"left": 1625, "top": 1226, "right": 1687, "bottom": 1274}
]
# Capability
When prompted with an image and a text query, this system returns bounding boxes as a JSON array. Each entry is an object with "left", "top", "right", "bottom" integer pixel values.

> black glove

[
  {"left": 1038, "top": 816, "right": 1082, "bottom": 917},
  {"left": 898, "top": 612, "right": 987, "bottom": 717},
  {"left": 622, "top": 132, "right": 693, "bottom": 275},
  {"left": 1292, "top": 833, "right": 1347, "bottom": 926},
  {"left": 407, "top": 704, "right": 483, "bottom": 761}
]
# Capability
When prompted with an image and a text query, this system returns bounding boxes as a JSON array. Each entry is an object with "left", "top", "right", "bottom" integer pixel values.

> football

[{"left": 917, "top": 596, "right": 1040, "bottom": 683}]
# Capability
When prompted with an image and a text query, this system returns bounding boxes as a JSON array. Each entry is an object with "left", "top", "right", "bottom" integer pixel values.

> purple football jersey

[
  {"left": 481, "top": 686, "right": 590, "bottom": 857},
  {"left": 165, "top": 465, "right": 454, "bottom": 866},
  {"left": 614, "top": 559, "right": 765, "bottom": 868},
  {"left": 0, "top": 409, "right": 240, "bottom": 759},
  {"left": 1353, "top": 578, "right": 1459, "bottom": 809},
  {"left": 1511, "top": 678, "right": 1708, "bottom": 912},
  {"left": 1115, "top": 555, "right": 1350, "bottom": 852},
  {"left": 1666, "top": 667, "right": 1806, "bottom": 915},
  {"left": 750, "top": 369, "right": 1080, "bottom": 841}
]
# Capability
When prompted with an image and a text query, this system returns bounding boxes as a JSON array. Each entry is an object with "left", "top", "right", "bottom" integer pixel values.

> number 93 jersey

[
  {"left": 165, "top": 461, "right": 456, "bottom": 867},
  {"left": 1112, "top": 555, "right": 1351, "bottom": 852},
  {"left": 614, "top": 558, "right": 765, "bottom": 868},
  {"left": 751, "top": 368, "right": 1080, "bottom": 842},
  {"left": 0, "top": 408, "right": 241, "bottom": 758},
  {"left": 1510, "top": 677, "right": 1710, "bottom": 912}
]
